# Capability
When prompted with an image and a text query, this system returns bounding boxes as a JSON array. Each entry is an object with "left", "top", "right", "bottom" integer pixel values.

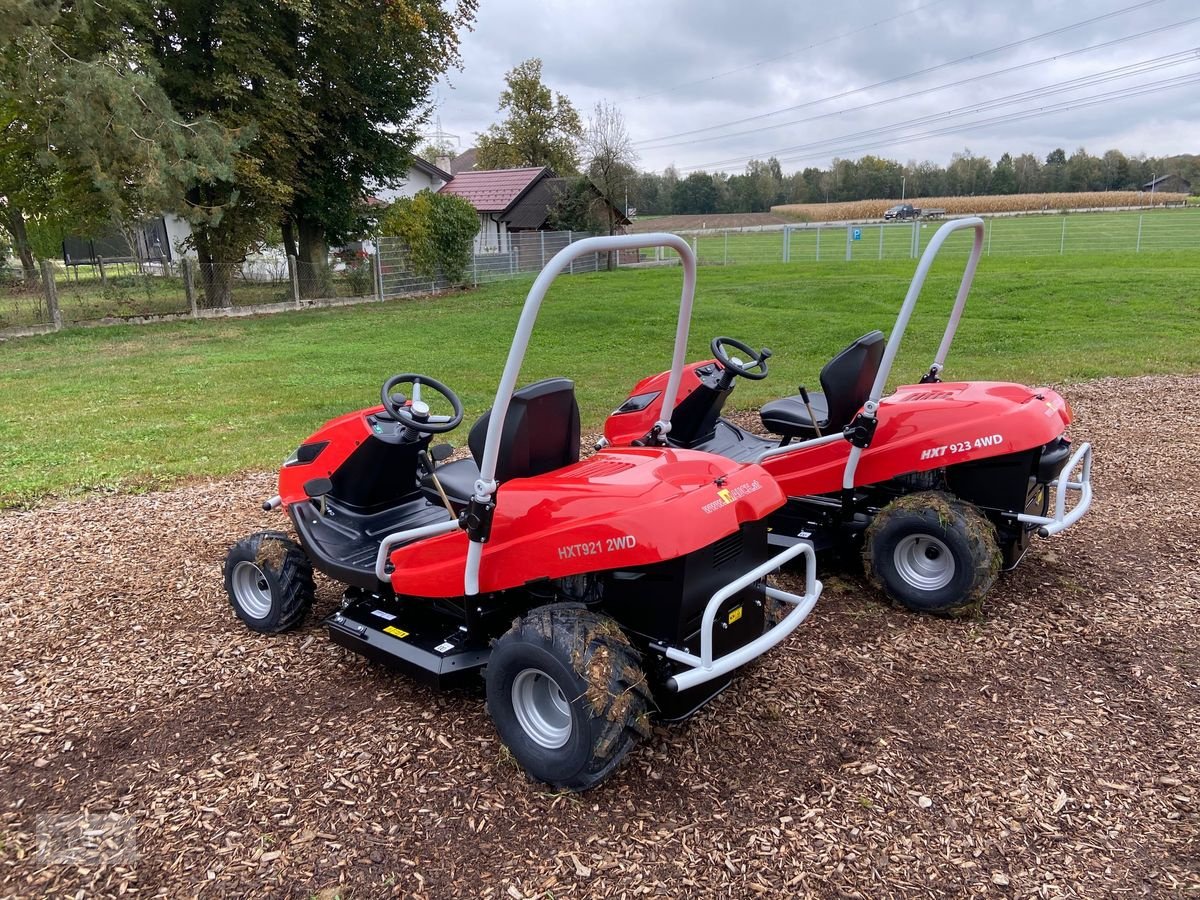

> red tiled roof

[{"left": 437, "top": 167, "right": 547, "bottom": 212}]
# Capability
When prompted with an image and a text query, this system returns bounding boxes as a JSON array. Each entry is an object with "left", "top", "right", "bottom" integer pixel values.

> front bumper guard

[
  {"left": 663, "top": 541, "right": 821, "bottom": 693},
  {"left": 1017, "top": 441, "right": 1093, "bottom": 537}
]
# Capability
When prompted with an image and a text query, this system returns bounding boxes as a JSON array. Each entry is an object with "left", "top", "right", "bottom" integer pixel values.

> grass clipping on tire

[{"left": 864, "top": 491, "right": 1001, "bottom": 617}]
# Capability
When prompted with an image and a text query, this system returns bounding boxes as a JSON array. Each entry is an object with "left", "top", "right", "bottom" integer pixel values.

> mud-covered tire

[
  {"left": 485, "top": 604, "right": 652, "bottom": 792},
  {"left": 223, "top": 531, "right": 315, "bottom": 634},
  {"left": 863, "top": 491, "right": 1000, "bottom": 615}
]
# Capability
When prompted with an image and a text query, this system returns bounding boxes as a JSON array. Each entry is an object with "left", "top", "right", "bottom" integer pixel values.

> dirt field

[
  {"left": 1, "top": 376, "right": 1197, "bottom": 898},
  {"left": 629, "top": 213, "right": 790, "bottom": 233}
]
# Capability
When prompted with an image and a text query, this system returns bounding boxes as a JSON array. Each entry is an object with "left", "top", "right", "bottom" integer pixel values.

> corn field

[{"left": 772, "top": 191, "right": 1189, "bottom": 222}]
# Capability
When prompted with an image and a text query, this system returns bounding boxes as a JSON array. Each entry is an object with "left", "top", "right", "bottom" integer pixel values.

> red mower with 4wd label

[
  {"left": 602, "top": 218, "right": 1093, "bottom": 615},
  {"left": 223, "top": 234, "right": 821, "bottom": 792}
]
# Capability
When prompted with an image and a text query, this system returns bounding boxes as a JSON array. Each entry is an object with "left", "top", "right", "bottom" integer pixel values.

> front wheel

[
  {"left": 224, "top": 531, "right": 315, "bottom": 633},
  {"left": 863, "top": 492, "right": 1000, "bottom": 615},
  {"left": 485, "top": 604, "right": 651, "bottom": 792}
]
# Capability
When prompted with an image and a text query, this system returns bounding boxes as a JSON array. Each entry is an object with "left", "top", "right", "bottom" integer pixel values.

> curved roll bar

[
  {"left": 841, "top": 216, "right": 984, "bottom": 489},
  {"left": 464, "top": 233, "right": 698, "bottom": 595}
]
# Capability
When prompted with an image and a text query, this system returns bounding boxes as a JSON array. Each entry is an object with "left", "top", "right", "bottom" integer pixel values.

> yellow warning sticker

[
  {"left": 728, "top": 605, "right": 743, "bottom": 625},
  {"left": 383, "top": 625, "right": 409, "bottom": 639}
]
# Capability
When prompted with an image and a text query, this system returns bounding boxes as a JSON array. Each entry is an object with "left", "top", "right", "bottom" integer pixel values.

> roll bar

[
  {"left": 462, "top": 233, "right": 698, "bottom": 595},
  {"left": 842, "top": 216, "right": 984, "bottom": 489}
]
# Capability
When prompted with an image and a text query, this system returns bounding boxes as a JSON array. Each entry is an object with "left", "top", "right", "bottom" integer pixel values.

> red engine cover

[
  {"left": 388, "top": 447, "right": 785, "bottom": 598},
  {"left": 763, "top": 382, "right": 1071, "bottom": 496}
]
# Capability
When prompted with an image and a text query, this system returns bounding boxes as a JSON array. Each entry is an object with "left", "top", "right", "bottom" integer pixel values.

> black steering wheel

[
  {"left": 711, "top": 336, "right": 771, "bottom": 381},
  {"left": 380, "top": 373, "right": 464, "bottom": 435}
]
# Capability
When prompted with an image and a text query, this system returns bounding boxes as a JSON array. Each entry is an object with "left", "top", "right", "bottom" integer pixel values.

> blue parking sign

[{"left": 853, "top": 228, "right": 862, "bottom": 241}]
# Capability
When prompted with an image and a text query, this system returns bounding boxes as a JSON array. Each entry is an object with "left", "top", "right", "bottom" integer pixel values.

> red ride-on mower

[
  {"left": 224, "top": 234, "right": 822, "bottom": 791},
  {"left": 602, "top": 218, "right": 1093, "bottom": 615}
]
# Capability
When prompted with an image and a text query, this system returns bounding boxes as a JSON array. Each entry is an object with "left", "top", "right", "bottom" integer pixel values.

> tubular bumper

[
  {"left": 664, "top": 542, "right": 821, "bottom": 693},
  {"left": 1017, "top": 441, "right": 1094, "bottom": 537}
]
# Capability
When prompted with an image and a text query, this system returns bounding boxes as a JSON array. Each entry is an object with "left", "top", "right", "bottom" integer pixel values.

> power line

[
  {"left": 679, "top": 71, "right": 1200, "bottom": 172},
  {"left": 616, "top": 0, "right": 946, "bottom": 103},
  {"left": 680, "top": 48, "right": 1200, "bottom": 170},
  {"left": 633, "top": 0, "right": 1170, "bottom": 146},
  {"left": 637, "top": 16, "right": 1200, "bottom": 152}
]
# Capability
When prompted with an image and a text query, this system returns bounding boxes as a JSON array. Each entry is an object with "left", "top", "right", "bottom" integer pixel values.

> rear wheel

[
  {"left": 224, "top": 531, "right": 314, "bottom": 633},
  {"left": 863, "top": 491, "right": 1000, "bottom": 615},
  {"left": 485, "top": 604, "right": 651, "bottom": 792}
]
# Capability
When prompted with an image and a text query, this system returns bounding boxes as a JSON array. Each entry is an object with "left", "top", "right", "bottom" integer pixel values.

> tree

[
  {"left": 581, "top": 101, "right": 636, "bottom": 267},
  {"left": 286, "top": 0, "right": 477, "bottom": 297},
  {"left": 992, "top": 153, "right": 1017, "bottom": 195},
  {"left": 0, "top": 3, "right": 236, "bottom": 282},
  {"left": 476, "top": 59, "right": 582, "bottom": 173},
  {"left": 671, "top": 172, "right": 718, "bottom": 215}
]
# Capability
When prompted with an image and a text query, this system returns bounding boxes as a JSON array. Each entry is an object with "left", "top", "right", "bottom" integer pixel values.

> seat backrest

[
  {"left": 818, "top": 330, "right": 886, "bottom": 431},
  {"left": 467, "top": 378, "right": 581, "bottom": 483}
]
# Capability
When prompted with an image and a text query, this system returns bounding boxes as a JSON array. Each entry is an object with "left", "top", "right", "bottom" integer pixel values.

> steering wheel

[
  {"left": 711, "top": 336, "right": 771, "bottom": 381},
  {"left": 380, "top": 373, "right": 464, "bottom": 435}
]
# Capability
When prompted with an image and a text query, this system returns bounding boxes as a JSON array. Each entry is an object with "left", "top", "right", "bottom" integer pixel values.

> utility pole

[{"left": 901, "top": 174, "right": 906, "bottom": 201}]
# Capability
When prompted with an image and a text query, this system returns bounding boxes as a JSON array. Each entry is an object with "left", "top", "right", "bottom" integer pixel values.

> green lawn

[
  {"left": 1, "top": 247, "right": 1198, "bottom": 508},
  {"left": 655, "top": 207, "right": 1200, "bottom": 265}
]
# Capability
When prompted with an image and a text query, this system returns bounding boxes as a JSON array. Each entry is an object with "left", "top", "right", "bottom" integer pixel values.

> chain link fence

[
  {"left": 643, "top": 208, "right": 1200, "bottom": 267},
  {"left": 375, "top": 230, "right": 608, "bottom": 298}
]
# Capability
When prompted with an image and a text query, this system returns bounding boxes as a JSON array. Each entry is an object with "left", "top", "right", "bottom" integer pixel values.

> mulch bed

[{"left": 1, "top": 375, "right": 1197, "bottom": 898}]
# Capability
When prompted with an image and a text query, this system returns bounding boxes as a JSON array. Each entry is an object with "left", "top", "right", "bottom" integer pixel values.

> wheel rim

[
  {"left": 231, "top": 560, "right": 273, "bottom": 619},
  {"left": 893, "top": 534, "right": 955, "bottom": 592},
  {"left": 511, "top": 668, "right": 573, "bottom": 749}
]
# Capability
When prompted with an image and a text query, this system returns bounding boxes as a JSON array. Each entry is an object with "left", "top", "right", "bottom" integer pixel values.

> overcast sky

[{"left": 428, "top": 0, "right": 1200, "bottom": 174}]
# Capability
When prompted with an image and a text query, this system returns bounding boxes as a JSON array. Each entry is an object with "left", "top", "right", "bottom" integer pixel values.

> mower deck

[{"left": 325, "top": 592, "right": 493, "bottom": 689}]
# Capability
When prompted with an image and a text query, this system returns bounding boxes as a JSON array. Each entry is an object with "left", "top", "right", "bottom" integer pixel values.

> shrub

[{"left": 379, "top": 190, "right": 478, "bottom": 283}]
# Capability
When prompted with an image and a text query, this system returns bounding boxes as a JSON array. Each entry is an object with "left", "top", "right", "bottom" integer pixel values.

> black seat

[
  {"left": 421, "top": 378, "right": 581, "bottom": 506},
  {"left": 760, "top": 331, "right": 885, "bottom": 441}
]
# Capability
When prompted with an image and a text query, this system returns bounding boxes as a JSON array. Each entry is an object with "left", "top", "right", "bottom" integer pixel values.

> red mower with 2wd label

[
  {"left": 602, "top": 217, "right": 1094, "bottom": 615},
  {"left": 223, "top": 234, "right": 822, "bottom": 792}
]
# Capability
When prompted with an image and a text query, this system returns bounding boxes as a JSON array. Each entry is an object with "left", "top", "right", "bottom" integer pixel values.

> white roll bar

[
  {"left": 462, "top": 233, "right": 698, "bottom": 596},
  {"left": 842, "top": 216, "right": 985, "bottom": 490}
]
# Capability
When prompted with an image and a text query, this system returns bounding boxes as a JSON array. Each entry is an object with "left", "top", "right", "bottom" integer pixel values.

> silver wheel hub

[
  {"left": 511, "top": 668, "right": 572, "bottom": 749},
  {"left": 231, "top": 560, "right": 273, "bottom": 619},
  {"left": 893, "top": 534, "right": 955, "bottom": 592}
]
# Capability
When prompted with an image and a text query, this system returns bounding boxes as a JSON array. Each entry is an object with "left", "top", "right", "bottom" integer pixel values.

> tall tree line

[{"left": 630, "top": 149, "right": 1199, "bottom": 216}]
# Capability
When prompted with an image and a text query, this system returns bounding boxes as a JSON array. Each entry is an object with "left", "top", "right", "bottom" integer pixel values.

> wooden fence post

[
  {"left": 39, "top": 259, "right": 63, "bottom": 331},
  {"left": 181, "top": 258, "right": 198, "bottom": 316},
  {"left": 97, "top": 256, "right": 107, "bottom": 286}
]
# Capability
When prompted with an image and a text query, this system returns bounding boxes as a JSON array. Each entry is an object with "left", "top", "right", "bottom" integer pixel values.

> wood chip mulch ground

[{"left": 1, "top": 375, "right": 1197, "bottom": 898}]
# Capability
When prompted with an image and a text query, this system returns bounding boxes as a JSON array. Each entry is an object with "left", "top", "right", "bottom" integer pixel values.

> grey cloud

[{"left": 432, "top": 0, "right": 1200, "bottom": 172}]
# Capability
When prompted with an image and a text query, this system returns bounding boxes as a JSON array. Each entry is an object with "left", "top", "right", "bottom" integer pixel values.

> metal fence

[
  {"left": 5, "top": 210, "right": 1196, "bottom": 339},
  {"left": 645, "top": 208, "right": 1200, "bottom": 267},
  {"left": 375, "top": 230, "right": 608, "bottom": 298},
  {"left": 0, "top": 252, "right": 385, "bottom": 335}
]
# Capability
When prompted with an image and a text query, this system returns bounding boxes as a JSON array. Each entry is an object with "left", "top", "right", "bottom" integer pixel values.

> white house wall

[{"left": 474, "top": 213, "right": 509, "bottom": 255}]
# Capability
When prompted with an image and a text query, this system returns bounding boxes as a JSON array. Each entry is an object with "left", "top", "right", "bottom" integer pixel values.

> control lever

[
  {"left": 418, "top": 449, "right": 456, "bottom": 519},
  {"left": 798, "top": 385, "right": 822, "bottom": 437}
]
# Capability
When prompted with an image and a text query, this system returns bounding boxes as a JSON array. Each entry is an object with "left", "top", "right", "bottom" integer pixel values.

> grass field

[
  {"left": 657, "top": 207, "right": 1200, "bottom": 265},
  {"left": 1, "top": 247, "right": 1198, "bottom": 507}
]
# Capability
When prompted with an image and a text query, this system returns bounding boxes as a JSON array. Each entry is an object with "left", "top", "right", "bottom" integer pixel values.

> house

[
  {"left": 437, "top": 166, "right": 551, "bottom": 254},
  {"left": 450, "top": 148, "right": 478, "bottom": 175},
  {"left": 1141, "top": 173, "right": 1191, "bottom": 194},
  {"left": 62, "top": 213, "right": 194, "bottom": 264},
  {"left": 371, "top": 157, "right": 452, "bottom": 204},
  {"left": 504, "top": 177, "right": 631, "bottom": 235}
]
